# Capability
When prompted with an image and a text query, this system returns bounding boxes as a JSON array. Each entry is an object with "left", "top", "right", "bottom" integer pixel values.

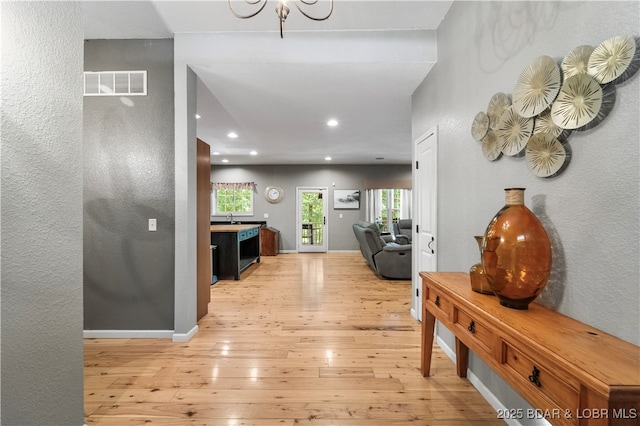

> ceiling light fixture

[
  {"left": 195, "top": 114, "right": 201, "bottom": 119},
  {"left": 227, "top": 132, "right": 238, "bottom": 139},
  {"left": 325, "top": 156, "right": 332, "bottom": 161},
  {"left": 250, "top": 150, "right": 258, "bottom": 155},
  {"left": 327, "top": 119, "right": 338, "bottom": 127},
  {"left": 228, "top": 0, "right": 334, "bottom": 39}
]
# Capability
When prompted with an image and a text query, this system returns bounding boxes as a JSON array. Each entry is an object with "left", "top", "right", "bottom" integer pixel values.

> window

[
  {"left": 365, "top": 188, "right": 411, "bottom": 233},
  {"left": 378, "top": 189, "right": 403, "bottom": 232},
  {"left": 211, "top": 183, "right": 255, "bottom": 216}
]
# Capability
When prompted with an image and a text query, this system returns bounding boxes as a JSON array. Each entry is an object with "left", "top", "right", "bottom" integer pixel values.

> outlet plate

[{"left": 149, "top": 218, "right": 157, "bottom": 231}]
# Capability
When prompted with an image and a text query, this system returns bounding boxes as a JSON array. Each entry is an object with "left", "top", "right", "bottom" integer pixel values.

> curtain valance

[
  {"left": 211, "top": 182, "right": 255, "bottom": 191},
  {"left": 363, "top": 179, "right": 411, "bottom": 189}
]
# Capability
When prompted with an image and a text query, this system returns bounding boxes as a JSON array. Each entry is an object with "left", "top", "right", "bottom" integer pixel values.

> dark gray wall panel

[{"left": 84, "top": 39, "right": 175, "bottom": 330}]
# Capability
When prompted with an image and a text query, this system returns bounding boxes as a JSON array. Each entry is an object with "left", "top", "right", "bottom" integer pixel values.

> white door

[
  {"left": 297, "top": 187, "right": 328, "bottom": 253},
  {"left": 412, "top": 126, "right": 438, "bottom": 321}
]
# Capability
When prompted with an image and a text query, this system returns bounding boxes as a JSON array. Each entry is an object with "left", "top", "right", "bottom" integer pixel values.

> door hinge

[
  {"left": 416, "top": 224, "right": 419, "bottom": 233},
  {"left": 415, "top": 160, "right": 419, "bottom": 169},
  {"left": 416, "top": 288, "right": 419, "bottom": 298}
]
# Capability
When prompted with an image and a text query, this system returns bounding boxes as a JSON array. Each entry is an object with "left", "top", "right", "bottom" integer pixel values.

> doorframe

[
  {"left": 296, "top": 187, "right": 329, "bottom": 253},
  {"left": 412, "top": 125, "right": 438, "bottom": 321}
]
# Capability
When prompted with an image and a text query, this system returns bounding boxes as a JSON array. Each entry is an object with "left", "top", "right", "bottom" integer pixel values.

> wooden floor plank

[{"left": 84, "top": 252, "right": 504, "bottom": 425}]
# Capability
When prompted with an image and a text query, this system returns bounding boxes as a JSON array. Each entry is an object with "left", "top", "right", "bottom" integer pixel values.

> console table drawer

[
  {"left": 502, "top": 342, "right": 580, "bottom": 425},
  {"left": 425, "top": 287, "right": 451, "bottom": 321},
  {"left": 453, "top": 308, "right": 494, "bottom": 355}
]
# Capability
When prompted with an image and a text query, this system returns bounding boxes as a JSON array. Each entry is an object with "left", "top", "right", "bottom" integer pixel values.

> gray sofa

[{"left": 352, "top": 221, "right": 412, "bottom": 280}]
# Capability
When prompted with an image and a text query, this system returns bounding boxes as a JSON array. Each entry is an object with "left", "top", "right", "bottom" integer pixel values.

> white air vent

[{"left": 84, "top": 71, "right": 147, "bottom": 96}]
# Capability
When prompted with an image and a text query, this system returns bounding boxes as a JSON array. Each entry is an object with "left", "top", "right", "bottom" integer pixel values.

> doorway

[
  {"left": 296, "top": 187, "right": 328, "bottom": 252},
  {"left": 412, "top": 126, "right": 438, "bottom": 321}
]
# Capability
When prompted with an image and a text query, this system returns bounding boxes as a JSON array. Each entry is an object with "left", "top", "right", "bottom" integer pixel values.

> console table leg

[
  {"left": 455, "top": 337, "right": 469, "bottom": 378},
  {"left": 421, "top": 310, "right": 436, "bottom": 377}
]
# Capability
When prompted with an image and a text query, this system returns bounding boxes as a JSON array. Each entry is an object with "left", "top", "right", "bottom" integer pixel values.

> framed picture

[{"left": 334, "top": 189, "right": 360, "bottom": 209}]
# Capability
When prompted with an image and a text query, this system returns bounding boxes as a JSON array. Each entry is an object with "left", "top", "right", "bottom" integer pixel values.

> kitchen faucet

[{"left": 226, "top": 213, "right": 235, "bottom": 224}]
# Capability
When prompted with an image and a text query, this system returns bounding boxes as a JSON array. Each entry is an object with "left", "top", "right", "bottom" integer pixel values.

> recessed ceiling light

[
  {"left": 195, "top": 114, "right": 201, "bottom": 119},
  {"left": 227, "top": 132, "right": 238, "bottom": 139},
  {"left": 327, "top": 119, "right": 338, "bottom": 127},
  {"left": 212, "top": 151, "right": 220, "bottom": 156},
  {"left": 325, "top": 156, "right": 332, "bottom": 161},
  {"left": 250, "top": 150, "right": 257, "bottom": 156},
  {"left": 222, "top": 159, "right": 229, "bottom": 163}
]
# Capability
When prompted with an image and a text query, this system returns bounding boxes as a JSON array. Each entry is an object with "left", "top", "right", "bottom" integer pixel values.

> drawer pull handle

[
  {"left": 467, "top": 320, "right": 476, "bottom": 334},
  {"left": 435, "top": 296, "right": 440, "bottom": 307},
  {"left": 528, "top": 366, "right": 541, "bottom": 387}
]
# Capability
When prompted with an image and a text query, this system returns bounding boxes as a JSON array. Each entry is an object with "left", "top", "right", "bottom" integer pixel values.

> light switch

[
  {"left": 148, "top": 218, "right": 157, "bottom": 231},
  {"left": 339, "top": 213, "right": 343, "bottom": 219},
  {"left": 264, "top": 213, "right": 269, "bottom": 219}
]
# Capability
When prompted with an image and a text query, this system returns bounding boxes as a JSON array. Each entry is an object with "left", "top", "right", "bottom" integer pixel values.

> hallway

[{"left": 84, "top": 252, "right": 504, "bottom": 425}]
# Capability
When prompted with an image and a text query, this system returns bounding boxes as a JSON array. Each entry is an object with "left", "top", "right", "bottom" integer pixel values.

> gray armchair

[
  {"left": 352, "top": 221, "right": 411, "bottom": 280},
  {"left": 392, "top": 219, "right": 412, "bottom": 245}
]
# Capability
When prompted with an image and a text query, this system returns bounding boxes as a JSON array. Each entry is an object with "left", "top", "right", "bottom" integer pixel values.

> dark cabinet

[{"left": 261, "top": 227, "right": 280, "bottom": 256}]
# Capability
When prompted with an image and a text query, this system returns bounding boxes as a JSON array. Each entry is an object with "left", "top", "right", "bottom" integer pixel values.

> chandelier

[{"left": 228, "top": 0, "right": 334, "bottom": 38}]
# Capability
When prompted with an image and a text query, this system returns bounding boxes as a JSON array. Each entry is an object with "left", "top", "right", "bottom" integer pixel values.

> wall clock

[{"left": 265, "top": 186, "right": 284, "bottom": 203}]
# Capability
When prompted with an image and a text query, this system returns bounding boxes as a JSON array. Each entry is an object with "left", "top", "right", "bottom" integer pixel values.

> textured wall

[
  {"left": 1, "top": 2, "right": 84, "bottom": 424},
  {"left": 412, "top": 1, "right": 639, "bottom": 421},
  {"left": 84, "top": 39, "right": 176, "bottom": 330},
  {"left": 210, "top": 165, "right": 412, "bottom": 251}
]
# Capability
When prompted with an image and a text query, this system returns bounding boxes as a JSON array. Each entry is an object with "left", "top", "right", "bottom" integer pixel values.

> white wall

[
  {"left": 412, "top": 1, "right": 639, "bottom": 422},
  {"left": 1, "top": 2, "right": 85, "bottom": 424}
]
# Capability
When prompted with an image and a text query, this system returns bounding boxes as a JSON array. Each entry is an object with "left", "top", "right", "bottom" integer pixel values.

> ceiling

[{"left": 82, "top": 0, "right": 452, "bottom": 165}]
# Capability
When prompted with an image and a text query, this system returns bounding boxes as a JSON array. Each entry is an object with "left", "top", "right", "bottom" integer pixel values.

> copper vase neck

[{"left": 504, "top": 188, "right": 525, "bottom": 205}]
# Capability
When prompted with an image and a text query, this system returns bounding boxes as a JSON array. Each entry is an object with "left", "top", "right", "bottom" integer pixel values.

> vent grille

[{"left": 84, "top": 71, "right": 147, "bottom": 96}]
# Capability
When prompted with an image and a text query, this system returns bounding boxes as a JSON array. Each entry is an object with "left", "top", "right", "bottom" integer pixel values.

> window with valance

[{"left": 210, "top": 182, "right": 256, "bottom": 216}]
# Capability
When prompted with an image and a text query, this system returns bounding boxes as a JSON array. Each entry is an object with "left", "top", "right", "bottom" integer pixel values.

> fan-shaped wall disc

[
  {"left": 551, "top": 74, "right": 603, "bottom": 129},
  {"left": 534, "top": 108, "right": 564, "bottom": 138},
  {"left": 495, "top": 106, "right": 534, "bottom": 156},
  {"left": 588, "top": 35, "right": 636, "bottom": 84},
  {"left": 471, "top": 111, "right": 490, "bottom": 141},
  {"left": 486, "top": 92, "right": 511, "bottom": 129},
  {"left": 513, "top": 55, "right": 562, "bottom": 118},
  {"left": 561, "top": 45, "right": 594, "bottom": 79},
  {"left": 526, "top": 133, "right": 566, "bottom": 178},
  {"left": 481, "top": 130, "right": 502, "bottom": 161}
]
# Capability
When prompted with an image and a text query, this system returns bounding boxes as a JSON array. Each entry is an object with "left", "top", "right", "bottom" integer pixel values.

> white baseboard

[
  {"left": 172, "top": 325, "right": 198, "bottom": 342},
  {"left": 84, "top": 326, "right": 200, "bottom": 342},
  {"left": 83, "top": 329, "right": 174, "bottom": 339},
  {"left": 434, "top": 335, "right": 550, "bottom": 426},
  {"left": 278, "top": 250, "right": 361, "bottom": 254}
]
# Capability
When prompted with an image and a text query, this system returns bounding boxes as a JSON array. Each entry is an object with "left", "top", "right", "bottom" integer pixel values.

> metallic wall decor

[
  {"left": 513, "top": 55, "right": 561, "bottom": 118},
  {"left": 561, "top": 45, "right": 594, "bottom": 79},
  {"left": 470, "top": 34, "right": 638, "bottom": 178},
  {"left": 487, "top": 92, "right": 511, "bottom": 129},
  {"left": 471, "top": 111, "right": 490, "bottom": 141},
  {"left": 533, "top": 108, "right": 569, "bottom": 140},
  {"left": 481, "top": 130, "right": 502, "bottom": 161},
  {"left": 551, "top": 74, "right": 603, "bottom": 129},
  {"left": 525, "top": 133, "right": 567, "bottom": 178},
  {"left": 588, "top": 35, "right": 636, "bottom": 84},
  {"left": 495, "top": 106, "right": 534, "bottom": 156}
]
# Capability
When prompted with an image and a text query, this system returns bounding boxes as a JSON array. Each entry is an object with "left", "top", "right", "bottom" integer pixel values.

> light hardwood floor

[{"left": 85, "top": 252, "right": 505, "bottom": 425}]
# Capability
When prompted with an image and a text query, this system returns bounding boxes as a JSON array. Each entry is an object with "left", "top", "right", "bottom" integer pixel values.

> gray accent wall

[
  {"left": 412, "top": 1, "right": 639, "bottom": 422},
  {"left": 210, "top": 165, "right": 412, "bottom": 251},
  {"left": 84, "top": 39, "right": 175, "bottom": 330},
  {"left": 1, "top": 2, "right": 85, "bottom": 424}
]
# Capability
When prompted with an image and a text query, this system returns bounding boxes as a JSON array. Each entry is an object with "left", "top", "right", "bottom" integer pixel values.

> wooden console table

[
  {"left": 420, "top": 272, "right": 640, "bottom": 426},
  {"left": 210, "top": 225, "right": 261, "bottom": 280}
]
